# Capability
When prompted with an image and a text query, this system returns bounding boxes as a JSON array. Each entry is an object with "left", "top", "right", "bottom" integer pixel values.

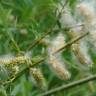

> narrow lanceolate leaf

[
  {"left": 0, "top": 89, "right": 7, "bottom": 96},
  {"left": 30, "top": 68, "right": 47, "bottom": 91}
]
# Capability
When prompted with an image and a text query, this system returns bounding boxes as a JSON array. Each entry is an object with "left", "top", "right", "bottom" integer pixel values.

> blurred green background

[{"left": 0, "top": 0, "right": 96, "bottom": 96}]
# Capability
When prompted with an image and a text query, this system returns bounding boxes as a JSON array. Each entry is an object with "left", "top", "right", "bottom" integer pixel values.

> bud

[{"left": 20, "top": 29, "right": 28, "bottom": 35}]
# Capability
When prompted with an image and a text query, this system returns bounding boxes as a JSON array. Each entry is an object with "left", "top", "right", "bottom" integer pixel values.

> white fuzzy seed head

[
  {"left": 76, "top": 2, "right": 96, "bottom": 48},
  {"left": 0, "top": 54, "right": 15, "bottom": 65},
  {"left": 30, "top": 68, "right": 47, "bottom": 90},
  {"left": 49, "top": 55, "right": 71, "bottom": 80},
  {"left": 71, "top": 43, "right": 93, "bottom": 67},
  {"left": 0, "top": 52, "right": 32, "bottom": 66},
  {"left": 49, "top": 33, "right": 65, "bottom": 54},
  {"left": 60, "top": 7, "right": 76, "bottom": 27},
  {"left": 47, "top": 33, "right": 71, "bottom": 80},
  {"left": 76, "top": 2, "right": 96, "bottom": 23}
]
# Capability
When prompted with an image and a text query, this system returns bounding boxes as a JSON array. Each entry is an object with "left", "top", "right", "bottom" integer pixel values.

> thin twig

[
  {"left": 41, "top": 74, "right": 96, "bottom": 96},
  {"left": 26, "top": 0, "right": 69, "bottom": 51},
  {"left": 58, "top": 0, "right": 68, "bottom": 18},
  {"left": 26, "top": 29, "right": 52, "bottom": 51},
  {"left": 7, "top": 31, "right": 21, "bottom": 52},
  {"left": 27, "top": 23, "right": 84, "bottom": 51},
  {"left": 53, "top": 32, "right": 89, "bottom": 54}
]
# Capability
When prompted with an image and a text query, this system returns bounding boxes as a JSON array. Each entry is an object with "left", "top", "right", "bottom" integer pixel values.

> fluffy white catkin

[
  {"left": 0, "top": 54, "right": 15, "bottom": 65},
  {"left": 30, "top": 68, "right": 47, "bottom": 90},
  {"left": 76, "top": 2, "right": 95, "bottom": 24},
  {"left": 69, "top": 30, "right": 93, "bottom": 67},
  {"left": 47, "top": 33, "right": 71, "bottom": 80},
  {"left": 60, "top": 7, "right": 77, "bottom": 27},
  {"left": 0, "top": 52, "right": 31, "bottom": 65},
  {"left": 76, "top": 2, "right": 96, "bottom": 48},
  {"left": 0, "top": 52, "right": 32, "bottom": 77},
  {"left": 58, "top": 4, "right": 93, "bottom": 67},
  {"left": 49, "top": 33, "right": 66, "bottom": 54},
  {"left": 49, "top": 55, "right": 71, "bottom": 80}
]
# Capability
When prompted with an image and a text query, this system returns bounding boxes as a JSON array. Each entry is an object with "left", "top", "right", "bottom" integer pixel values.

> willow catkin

[
  {"left": 76, "top": 2, "right": 95, "bottom": 24},
  {"left": 58, "top": 5, "right": 89, "bottom": 67},
  {"left": 0, "top": 54, "right": 19, "bottom": 78},
  {"left": 76, "top": 2, "right": 96, "bottom": 48},
  {"left": 49, "top": 55, "right": 71, "bottom": 80},
  {"left": 59, "top": 6, "right": 77, "bottom": 27},
  {"left": 47, "top": 33, "right": 71, "bottom": 80},
  {"left": 62, "top": 7, "right": 93, "bottom": 66},
  {"left": 50, "top": 33, "right": 66, "bottom": 54},
  {"left": 30, "top": 68, "right": 47, "bottom": 91},
  {"left": 0, "top": 54, "right": 14, "bottom": 65},
  {"left": 0, "top": 52, "right": 32, "bottom": 77},
  {"left": 59, "top": 4, "right": 93, "bottom": 67},
  {"left": 68, "top": 30, "right": 92, "bottom": 66},
  {"left": 59, "top": 5, "right": 92, "bottom": 66},
  {"left": 71, "top": 43, "right": 92, "bottom": 66},
  {"left": 0, "top": 53, "right": 31, "bottom": 65}
]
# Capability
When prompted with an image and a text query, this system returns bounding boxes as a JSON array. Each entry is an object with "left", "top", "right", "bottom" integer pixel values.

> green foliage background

[{"left": 0, "top": 0, "right": 96, "bottom": 96}]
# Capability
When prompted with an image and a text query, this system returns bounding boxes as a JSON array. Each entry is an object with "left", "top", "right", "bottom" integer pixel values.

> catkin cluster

[
  {"left": 76, "top": 1, "right": 96, "bottom": 48},
  {"left": 58, "top": 1, "right": 93, "bottom": 68},
  {"left": 1, "top": 0, "right": 96, "bottom": 91},
  {"left": 30, "top": 68, "right": 47, "bottom": 90},
  {"left": 47, "top": 33, "right": 71, "bottom": 80},
  {"left": 0, "top": 53, "right": 48, "bottom": 90},
  {"left": 0, "top": 53, "right": 31, "bottom": 79}
]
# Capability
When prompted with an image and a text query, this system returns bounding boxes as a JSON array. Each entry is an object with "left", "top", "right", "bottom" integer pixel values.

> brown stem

[
  {"left": 53, "top": 32, "right": 89, "bottom": 54},
  {"left": 41, "top": 74, "right": 96, "bottom": 96},
  {"left": 1, "top": 31, "right": 89, "bottom": 85},
  {"left": 26, "top": 0, "right": 69, "bottom": 51}
]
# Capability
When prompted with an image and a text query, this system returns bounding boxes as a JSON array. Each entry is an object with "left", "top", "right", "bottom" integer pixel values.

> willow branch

[
  {"left": 0, "top": 57, "right": 46, "bottom": 85},
  {"left": 58, "top": 0, "right": 68, "bottom": 18},
  {"left": 53, "top": 32, "right": 89, "bottom": 54},
  {"left": 27, "top": 0, "right": 69, "bottom": 51},
  {"left": 41, "top": 74, "right": 96, "bottom": 96},
  {"left": 1, "top": 31, "right": 89, "bottom": 85}
]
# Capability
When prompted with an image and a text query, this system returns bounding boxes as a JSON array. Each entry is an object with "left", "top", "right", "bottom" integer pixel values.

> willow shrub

[{"left": 0, "top": 0, "right": 96, "bottom": 96}]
